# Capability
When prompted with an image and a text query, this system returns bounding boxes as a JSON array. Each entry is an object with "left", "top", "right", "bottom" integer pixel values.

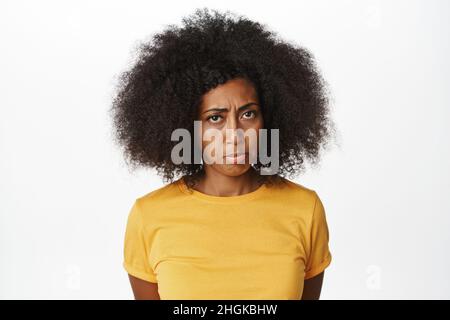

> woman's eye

[
  {"left": 207, "top": 115, "right": 222, "bottom": 123},
  {"left": 242, "top": 111, "right": 256, "bottom": 119}
]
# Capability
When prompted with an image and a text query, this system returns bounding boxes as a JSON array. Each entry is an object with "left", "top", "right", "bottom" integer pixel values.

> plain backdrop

[{"left": 1, "top": 0, "right": 449, "bottom": 299}]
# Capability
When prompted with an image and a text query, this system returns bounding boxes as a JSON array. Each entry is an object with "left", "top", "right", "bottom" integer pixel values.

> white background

[{"left": 1, "top": 0, "right": 449, "bottom": 299}]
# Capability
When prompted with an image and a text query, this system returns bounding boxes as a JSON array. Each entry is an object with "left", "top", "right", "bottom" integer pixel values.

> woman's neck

[{"left": 193, "top": 167, "right": 263, "bottom": 197}]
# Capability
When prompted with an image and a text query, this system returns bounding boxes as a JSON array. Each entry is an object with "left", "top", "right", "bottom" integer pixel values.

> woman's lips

[{"left": 224, "top": 153, "right": 247, "bottom": 164}]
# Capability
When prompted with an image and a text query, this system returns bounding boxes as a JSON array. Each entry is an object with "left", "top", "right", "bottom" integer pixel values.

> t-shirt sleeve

[
  {"left": 122, "top": 199, "right": 157, "bottom": 283},
  {"left": 304, "top": 191, "right": 332, "bottom": 280}
]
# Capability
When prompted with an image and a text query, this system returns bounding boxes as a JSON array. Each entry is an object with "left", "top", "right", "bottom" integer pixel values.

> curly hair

[{"left": 110, "top": 7, "right": 335, "bottom": 189}]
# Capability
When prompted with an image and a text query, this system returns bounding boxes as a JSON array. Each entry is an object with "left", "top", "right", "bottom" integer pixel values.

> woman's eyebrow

[{"left": 202, "top": 102, "right": 259, "bottom": 114}]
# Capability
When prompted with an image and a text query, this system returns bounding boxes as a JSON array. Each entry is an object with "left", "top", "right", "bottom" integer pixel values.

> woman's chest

[{"left": 148, "top": 211, "right": 308, "bottom": 299}]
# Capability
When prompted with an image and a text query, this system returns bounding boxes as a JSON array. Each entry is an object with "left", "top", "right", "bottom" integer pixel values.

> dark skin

[
  {"left": 194, "top": 77, "right": 265, "bottom": 195},
  {"left": 128, "top": 275, "right": 160, "bottom": 300},
  {"left": 128, "top": 78, "right": 325, "bottom": 299}
]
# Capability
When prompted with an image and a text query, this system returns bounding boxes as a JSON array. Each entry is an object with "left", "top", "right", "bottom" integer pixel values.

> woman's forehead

[{"left": 199, "top": 78, "right": 259, "bottom": 111}]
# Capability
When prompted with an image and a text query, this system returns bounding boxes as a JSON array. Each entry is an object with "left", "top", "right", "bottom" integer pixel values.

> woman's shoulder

[
  {"left": 268, "top": 176, "right": 325, "bottom": 219},
  {"left": 271, "top": 176, "right": 319, "bottom": 200},
  {"left": 134, "top": 177, "right": 185, "bottom": 211}
]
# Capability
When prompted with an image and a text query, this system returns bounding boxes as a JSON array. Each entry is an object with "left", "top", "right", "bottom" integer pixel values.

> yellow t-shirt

[{"left": 123, "top": 176, "right": 332, "bottom": 299}]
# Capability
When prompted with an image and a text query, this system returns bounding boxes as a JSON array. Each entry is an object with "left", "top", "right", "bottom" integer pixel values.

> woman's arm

[
  {"left": 128, "top": 274, "right": 160, "bottom": 300},
  {"left": 301, "top": 271, "right": 324, "bottom": 300}
]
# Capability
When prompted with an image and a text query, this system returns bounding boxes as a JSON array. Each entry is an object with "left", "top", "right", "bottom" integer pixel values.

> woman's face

[{"left": 197, "top": 77, "right": 264, "bottom": 177}]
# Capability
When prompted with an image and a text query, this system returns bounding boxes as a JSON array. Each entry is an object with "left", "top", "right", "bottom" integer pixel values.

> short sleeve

[
  {"left": 304, "top": 192, "right": 332, "bottom": 280},
  {"left": 122, "top": 199, "right": 157, "bottom": 283}
]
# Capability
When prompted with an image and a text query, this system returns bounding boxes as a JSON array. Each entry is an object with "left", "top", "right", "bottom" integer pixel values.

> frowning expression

[{"left": 197, "top": 77, "right": 264, "bottom": 176}]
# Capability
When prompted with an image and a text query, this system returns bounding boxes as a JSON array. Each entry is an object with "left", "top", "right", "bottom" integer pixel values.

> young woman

[{"left": 111, "top": 8, "right": 335, "bottom": 300}]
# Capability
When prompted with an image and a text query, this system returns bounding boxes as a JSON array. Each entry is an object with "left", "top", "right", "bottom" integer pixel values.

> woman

[{"left": 111, "top": 8, "right": 335, "bottom": 300}]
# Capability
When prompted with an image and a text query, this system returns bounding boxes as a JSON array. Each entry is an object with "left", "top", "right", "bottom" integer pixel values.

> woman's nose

[{"left": 224, "top": 117, "right": 239, "bottom": 143}]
